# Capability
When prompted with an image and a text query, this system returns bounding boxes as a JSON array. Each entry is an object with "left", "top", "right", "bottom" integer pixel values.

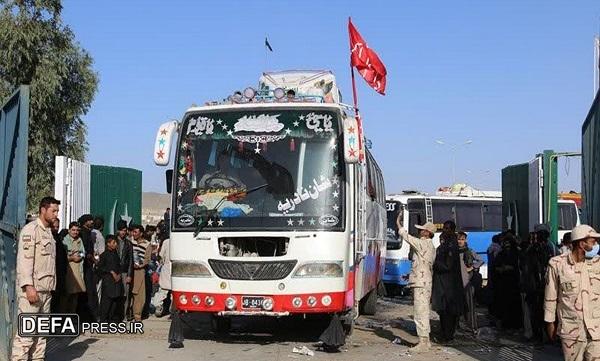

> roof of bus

[
  {"left": 385, "top": 194, "right": 577, "bottom": 206},
  {"left": 185, "top": 102, "right": 349, "bottom": 114},
  {"left": 386, "top": 194, "right": 502, "bottom": 202}
]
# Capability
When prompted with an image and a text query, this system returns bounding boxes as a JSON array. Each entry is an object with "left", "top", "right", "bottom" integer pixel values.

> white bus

[
  {"left": 154, "top": 70, "right": 386, "bottom": 335},
  {"left": 384, "top": 192, "right": 579, "bottom": 294}
]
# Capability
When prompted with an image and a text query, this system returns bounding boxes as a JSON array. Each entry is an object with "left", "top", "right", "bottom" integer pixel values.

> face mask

[{"left": 585, "top": 244, "right": 599, "bottom": 259}]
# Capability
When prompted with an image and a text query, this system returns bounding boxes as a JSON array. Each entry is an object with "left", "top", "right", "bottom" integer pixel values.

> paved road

[{"left": 45, "top": 297, "right": 564, "bottom": 361}]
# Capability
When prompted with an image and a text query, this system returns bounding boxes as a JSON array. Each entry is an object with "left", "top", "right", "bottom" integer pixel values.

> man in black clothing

[
  {"left": 97, "top": 235, "right": 124, "bottom": 322},
  {"left": 51, "top": 218, "right": 67, "bottom": 313},
  {"left": 432, "top": 220, "right": 465, "bottom": 342},
  {"left": 525, "top": 224, "right": 555, "bottom": 344},
  {"left": 115, "top": 220, "right": 133, "bottom": 321},
  {"left": 79, "top": 214, "right": 99, "bottom": 321}
]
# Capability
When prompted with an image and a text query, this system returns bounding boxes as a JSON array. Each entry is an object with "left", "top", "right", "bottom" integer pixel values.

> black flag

[{"left": 265, "top": 37, "right": 273, "bottom": 52}]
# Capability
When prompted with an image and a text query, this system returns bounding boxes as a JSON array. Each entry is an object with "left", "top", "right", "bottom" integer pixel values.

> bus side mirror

[
  {"left": 343, "top": 117, "right": 362, "bottom": 164},
  {"left": 166, "top": 169, "right": 173, "bottom": 194},
  {"left": 154, "top": 121, "right": 179, "bottom": 166}
]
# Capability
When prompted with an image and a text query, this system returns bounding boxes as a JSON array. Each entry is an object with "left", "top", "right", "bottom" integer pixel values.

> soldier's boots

[{"left": 410, "top": 337, "right": 431, "bottom": 353}]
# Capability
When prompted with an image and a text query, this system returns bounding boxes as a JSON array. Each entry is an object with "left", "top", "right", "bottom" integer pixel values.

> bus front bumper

[{"left": 173, "top": 291, "right": 346, "bottom": 315}]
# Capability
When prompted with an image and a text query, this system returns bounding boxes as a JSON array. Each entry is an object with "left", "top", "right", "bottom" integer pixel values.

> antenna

[
  {"left": 595, "top": 16, "right": 600, "bottom": 97},
  {"left": 595, "top": 35, "right": 599, "bottom": 97}
]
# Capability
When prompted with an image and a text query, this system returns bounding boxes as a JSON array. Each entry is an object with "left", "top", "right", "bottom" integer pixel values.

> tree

[{"left": 0, "top": 0, "right": 98, "bottom": 211}]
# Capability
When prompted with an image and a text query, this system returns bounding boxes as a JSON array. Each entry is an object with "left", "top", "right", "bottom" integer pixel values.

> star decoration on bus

[
  {"left": 158, "top": 138, "right": 166, "bottom": 146},
  {"left": 285, "top": 128, "right": 292, "bottom": 134},
  {"left": 332, "top": 160, "right": 337, "bottom": 169},
  {"left": 221, "top": 124, "right": 228, "bottom": 130},
  {"left": 348, "top": 148, "right": 357, "bottom": 157},
  {"left": 299, "top": 115, "right": 305, "bottom": 121},
  {"left": 332, "top": 204, "right": 339, "bottom": 212},
  {"left": 160, "top": 128, "right": 168, "bottom": 135},
  {"left": 207, "top": 219, "right": 214, "bottom": 226},
  {"left": 297, "top": 219, "right": 304, "bottom": 226},
  {"left": 227, "top": 130, "right": 233, "bottom": 136},
  {"left": 330, "top": 143, "right": 337, "bottom": 150},
  {"left": 333, "top": 190, "right": 339, "bottom": 198},
  {"left": 309, "top": 218, "right": 316, "bottom": 225},
  {"left": 181, "top": 142, "right": 188, "bottom": 150},
  {"left": 216, "top": 119, "right": 223, "bottom": 125},
  {"left": 177, "top": 205, "right": 183, "bottom": 211},
  {"left": 347, "top": 126, "right": 355, "bottom": 133},
  {"left": 156, "top": 149, "right": 165, "bottom": 159},
  {"left": 287, "top": 219, "right": 294, "bottom": 226},
  {"left": 177, "top": 190, "right": 182, "bottom": 197},
  {"left": 254, "top": 143, "right": 261, "bottom": 154},
  {"left": 217, "top": 219, "right": 224, "bottom": 227},
  {"left": 293, "top": 121, "right": 299, "bottom": 127},
  {"left": 348, "top": 136, "right": 356, "bottom": 146}
]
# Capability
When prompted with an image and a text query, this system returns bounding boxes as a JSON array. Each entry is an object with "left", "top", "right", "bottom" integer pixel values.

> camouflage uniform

[
  {"left": 544, "top": 252, "right": 600, "bottom": 361},
  {"left": 398, "top": 227, "right": 435, "bottom": 339},
  {"left": 11, "top": 218, "right": 56, "bottom": 361}
]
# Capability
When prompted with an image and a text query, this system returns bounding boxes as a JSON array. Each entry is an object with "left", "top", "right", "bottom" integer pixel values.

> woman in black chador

[{"left": 432, "top": 221, "right": 466, "bottom": 342}]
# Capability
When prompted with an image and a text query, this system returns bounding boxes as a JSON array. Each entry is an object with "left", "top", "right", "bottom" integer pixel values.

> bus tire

[
  {"left": 361, "top": 289, "right": 378, "bottom": 316},
  {"left": 211, "top": 315, "right": 231, "bottom": 333}
]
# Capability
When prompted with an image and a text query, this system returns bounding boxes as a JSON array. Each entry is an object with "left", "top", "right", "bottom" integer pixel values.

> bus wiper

[{"left": 193, "top": 184, "right": 268, "bottom": 237}]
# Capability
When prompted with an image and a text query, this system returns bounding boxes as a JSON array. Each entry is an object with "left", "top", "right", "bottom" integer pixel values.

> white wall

[{"left": 54, "top": 156, "right": 91, "bottom": 228}]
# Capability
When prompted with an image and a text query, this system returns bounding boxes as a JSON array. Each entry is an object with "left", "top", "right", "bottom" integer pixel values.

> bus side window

[
  {"left": 558, "top": 203, "right": 577, "bottom": 230},
  {"left": 432, "top": 199, "right": 455, "bottom": 228},
  {"left": 483, "top": 203, "right": 502, "bottom": 231},
  {"left": 408, "top": 212, "right": 422, "bottom": 237},
  {"left": 455, "top": 201, "right": 483, "bottom": 231}
]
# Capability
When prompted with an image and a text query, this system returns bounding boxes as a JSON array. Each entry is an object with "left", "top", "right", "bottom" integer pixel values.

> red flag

[{"left": 348, "top": 19, "right": 387, "bottom": 95}]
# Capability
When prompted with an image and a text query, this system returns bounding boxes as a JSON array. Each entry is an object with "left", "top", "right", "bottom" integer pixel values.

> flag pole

[{"left": 349, "top": 17, "right": 364, "bottom": 161}]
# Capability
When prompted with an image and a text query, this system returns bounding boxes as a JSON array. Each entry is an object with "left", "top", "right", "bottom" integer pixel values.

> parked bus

[
  {"left": 153, "top": 70, "right": 386, "bottom": 335},
  {"left": 383, "top": 192, "right": 579, "bottom": 295}
]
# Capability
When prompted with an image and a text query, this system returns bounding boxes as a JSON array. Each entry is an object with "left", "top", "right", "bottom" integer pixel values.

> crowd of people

[
  {"left": 49, "top": 213, "right": 171, "bottom": 323},
  {"left": 398, "top": 213, "right": 600, "bottom": 360},
  {"left": 487, "top": 224, "right": 559, "bottom": 343}
]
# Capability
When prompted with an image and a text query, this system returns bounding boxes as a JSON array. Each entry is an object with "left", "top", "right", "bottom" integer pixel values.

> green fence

[{"left": 90, "top": 165, "right": 142, "bottom": 234}]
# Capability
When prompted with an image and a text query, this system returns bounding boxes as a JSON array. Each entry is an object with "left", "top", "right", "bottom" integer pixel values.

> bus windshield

[{"left": 173, "top": 109, "right": 344, "bottom": 231}]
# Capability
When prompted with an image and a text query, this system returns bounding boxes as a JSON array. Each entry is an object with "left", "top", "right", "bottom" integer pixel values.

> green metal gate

[{"left": 0, "top": 86, "right": 30, "bottom": 361}]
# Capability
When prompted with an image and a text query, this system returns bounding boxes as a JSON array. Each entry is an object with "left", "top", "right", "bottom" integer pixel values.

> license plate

[{"left": 241, "top": 296, "right": 264, "bottom": 309}]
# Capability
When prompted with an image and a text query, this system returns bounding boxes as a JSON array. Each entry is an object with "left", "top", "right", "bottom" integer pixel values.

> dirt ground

[{"left": 45, "top": 296, "right": 564, "bottom": 361}]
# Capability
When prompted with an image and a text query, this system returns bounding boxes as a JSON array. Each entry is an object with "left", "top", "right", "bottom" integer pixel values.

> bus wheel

[
  {"left": 384, "top": 284, "right": 397, "bottom": 297},
  {"left": 211, "top": 315, "right": 231, "bottom": 333},
  {"left": 360, "top": 289, "right": 378, "bottom": 316}
]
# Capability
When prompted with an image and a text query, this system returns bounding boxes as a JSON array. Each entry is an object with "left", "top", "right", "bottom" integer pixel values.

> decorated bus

[{"left": 154, "top": 70, "right": 386, "bottom": 336}]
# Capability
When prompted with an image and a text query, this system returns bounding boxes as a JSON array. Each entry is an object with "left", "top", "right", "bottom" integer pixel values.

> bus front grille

[{"left": 208, "top": 259, "right": 298, "bottom": 280}]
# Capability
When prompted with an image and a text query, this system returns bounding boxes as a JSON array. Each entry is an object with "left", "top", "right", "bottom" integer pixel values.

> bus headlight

[
  {"left": 292, "top": 262, "right": 343, "bottom": 278},
  {"left": 172, "top": 261, "right": 212, "bottom": 277}
]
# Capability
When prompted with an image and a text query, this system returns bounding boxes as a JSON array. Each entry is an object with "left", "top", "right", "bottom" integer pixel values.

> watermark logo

[{"left": 18, "top": 314, "right": 144, "bottom": 337}]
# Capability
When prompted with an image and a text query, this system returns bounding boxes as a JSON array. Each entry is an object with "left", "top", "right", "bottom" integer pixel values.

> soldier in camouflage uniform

[
  {"left": 11, "top": 197, "right": 60, "bottom": 361},
  {"left": 544, "top": 224, "right": 600, "bottom": 361},
  {"left": 397, "top": 215, "right": 436, "bottom": 352}
]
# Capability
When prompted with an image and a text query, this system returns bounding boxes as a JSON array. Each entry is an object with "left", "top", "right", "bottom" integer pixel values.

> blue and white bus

[{"left": 383, "top": 192, "right": 580, "bottom": 295}]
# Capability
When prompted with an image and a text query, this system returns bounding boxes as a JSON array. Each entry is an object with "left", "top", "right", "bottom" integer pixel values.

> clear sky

[{"left": 61, "top": 0, "right": 600, "bottom": 194}]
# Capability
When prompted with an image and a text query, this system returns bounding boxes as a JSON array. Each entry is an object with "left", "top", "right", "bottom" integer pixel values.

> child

[{"left": 97, "top": 235, "right": 124, "bottom": 322}]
